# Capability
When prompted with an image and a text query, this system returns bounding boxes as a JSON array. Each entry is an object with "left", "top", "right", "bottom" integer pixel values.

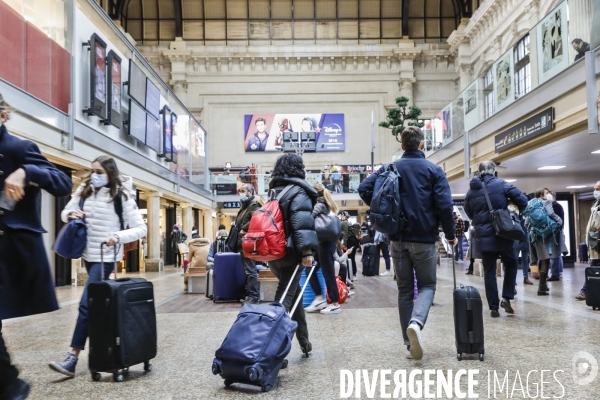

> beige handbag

[
  {"left": 177, "top": 242, "right": 189, "bottom": 255},
  {"left": 530, "top": 264, "right": 539, "bottom": 279}
]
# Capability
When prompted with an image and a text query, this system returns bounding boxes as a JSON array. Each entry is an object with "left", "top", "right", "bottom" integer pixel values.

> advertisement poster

[
  {"left": 163, "top": 110, "right": 173, "bottom": 160},
  {"left": 110, "top": 57, "right": 121, "bottom": 114},
  {"left": 94, "top": 42, "right": 106, "bottom": 104},
  {"left": 190, "top": 119, "right": 205, "bottom": 158},
  {"left": 348, "top": 174, "right": 361, "bottom": 193},
  {"left": 493, "top": 49, "right": 515, "bottom": 112},
  {"left": 440, "top": 105, "right": 453, "bottom": 147},
  {"left": 463, "top": 80, "right": 479, "bottom": 131},
  {"left": 243, "top": 114, "right": 345, "bottom": 152},
  {"left": 451, "top": 95, "right": 465, "bottom": 139},
  {"left": 537, "top": 1, "right": 569, "bottom": 84},
  {"left": 173, "top": 114, "right": 190, "bottom": 177},
  {"left": 305, "top": 173, "right": 323, "bottom": 187}
]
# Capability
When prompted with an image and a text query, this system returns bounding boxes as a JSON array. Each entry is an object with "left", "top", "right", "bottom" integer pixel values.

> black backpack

[{"left": 359, "top": 163, "right": 407, "bottom": 236}]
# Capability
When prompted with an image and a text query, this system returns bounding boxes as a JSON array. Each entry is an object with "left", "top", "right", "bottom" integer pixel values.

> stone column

[
  {"left": 393, "top": 42, "right": 421, "bottom": 104},
  {"left": 181, "top": 203, "right": 193, "bottom": 239},
  {"left": 569, "top": 0, "right": 593, "bottom": 47},
  {"left": 145, "top": 192, "right": 164, "bottom": 272},
  {"left": 170, "top": 80, "right": 189, "bottom": 105},
  {"left": 203, "top": 209, "right": 214, "bottom": 241},
  {"left": 397, "top": 78, "right": 416, "bottom": 102}
]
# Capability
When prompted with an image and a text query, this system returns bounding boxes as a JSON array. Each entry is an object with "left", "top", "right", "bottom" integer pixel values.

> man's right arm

[{"left": 433, "top": 167, "right": 456, "bottom": 242}]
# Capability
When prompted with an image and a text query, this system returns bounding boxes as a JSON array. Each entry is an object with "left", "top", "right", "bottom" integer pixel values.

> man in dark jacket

[
  {"left": 464, "top": 161, "right": 527, "bottom": 317},
  {"left": 233, "top": 183, "right": 261, "bottom": 304},
  {"left": 359, "top": 126, "right": 456, "bottom": 361},
  {"left": 548, "top": 190, "right": 564, "bottom": 281},
  {"left": 267, "top": 154, "right": 319, "bottom": 356},
  {"left": 572, "top": 38, "right": 590, "bottom": 62},
  {"left": 0, "top": 96, "right": 73, "bottom": 399},
  {"left": 170, "top": 225, "right": 188, "bottom": 267}
]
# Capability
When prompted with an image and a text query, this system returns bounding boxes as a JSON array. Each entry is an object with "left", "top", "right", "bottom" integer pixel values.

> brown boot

[
  {"left": 538, "top": 272, "right": 549, "bottom": 295},
  {"left": 524, "top": 277, "right": 533, "bottom": 285}
]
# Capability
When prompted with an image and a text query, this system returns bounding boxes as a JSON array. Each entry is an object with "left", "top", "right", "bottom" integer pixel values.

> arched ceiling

[{"left": 96, "top": 0, "right": 477, "bottom": 45}]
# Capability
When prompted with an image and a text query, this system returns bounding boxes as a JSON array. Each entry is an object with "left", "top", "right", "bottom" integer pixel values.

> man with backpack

[{"left": 359, "top": 126, "right": 456, "bottom": 361}]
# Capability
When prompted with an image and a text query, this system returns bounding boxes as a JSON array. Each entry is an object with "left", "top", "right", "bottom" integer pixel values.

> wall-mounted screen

[
  {"left": 145, "top": 78, "right": 160, "bottom": 119},
  {"left": 89, "top": 34, "right": 107, "bottom": 119},
  {"left": 145, "top": 114, "right": 160, "bottom": 152},
  {"left": 128, "top": 60, "right": 146, "bottom": 108},
  {"left": 163, "top": 107, "right": 174, "bottom": 161},
  {"left": 128, "top": 99, "right": 146, "bottom": 143},
  {"left": 106, "top": 50, "right": 122, "bottom": 128},
  {"left": 243, "top": 114, "right": 345, "bottom": 152}
]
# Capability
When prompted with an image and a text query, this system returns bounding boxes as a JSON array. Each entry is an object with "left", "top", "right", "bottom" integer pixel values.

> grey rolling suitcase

[{"left": 205, "top": 269, "right": 214, "bottom": 300}]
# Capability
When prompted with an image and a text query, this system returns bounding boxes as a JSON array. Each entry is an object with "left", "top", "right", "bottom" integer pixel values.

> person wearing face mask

[
  {"left": 547, "top": 191, "right": 565, "bottom": 282},
  {"left": 231, "top": 183, "right": 261, "bottom": 304},
  {"left": 577, "top": 182, "right": 600, "bottom": 301},
  {"left": 48, "top": 155, "right": 146, "bottom": 378},
  {"left": 0, "top": 95, "right": 73, "bottom": 399}
]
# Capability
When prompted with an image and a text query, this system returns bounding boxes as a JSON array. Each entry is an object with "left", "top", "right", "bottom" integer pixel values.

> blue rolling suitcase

[
  {"left": 212, "top": 264, "right": 315, "bottom": 392},
  {"left": 213, "top": 252, "right": 246, "bottom": 302}
]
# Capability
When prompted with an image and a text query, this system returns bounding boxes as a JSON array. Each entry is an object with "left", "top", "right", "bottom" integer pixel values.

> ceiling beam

[
  {"left": 401, "top": 0, "right": 410, "bottom": 37},
  {"left": 173, "top": 0, "right": 183, "bottom": 37}
]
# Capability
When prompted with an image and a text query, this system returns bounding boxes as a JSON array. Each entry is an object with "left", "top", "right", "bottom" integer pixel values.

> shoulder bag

[
  {"left": 53, "top": 197, "right": 87, "bottom": 259},
  {"left": 481, "top": 180, "right": 525, "bottom": 242},
  {"left": 314, "top": 211, "right": 342, "bottom": 242}
]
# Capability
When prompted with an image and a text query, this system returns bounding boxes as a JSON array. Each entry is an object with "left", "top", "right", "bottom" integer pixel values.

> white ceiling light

[
  {"left": 505, "top": 179, "right": 517, "bottom": 182},
  {"left": 566, "top": 185, "right": 587, "bottom": 189},
  {"left": 537, "top": 166, "right": 565, "bottom": 170},
  {"left": 451, "top": 194, "right": 465, "bottom": 197},
  {"left": 592, "top": 150, "right": 600, "bottom": 154}
]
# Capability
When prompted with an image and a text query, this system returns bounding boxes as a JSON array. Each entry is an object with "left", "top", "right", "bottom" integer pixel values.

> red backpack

[{"left": 242, "top": 185, "right": 293, "bottom": 262}]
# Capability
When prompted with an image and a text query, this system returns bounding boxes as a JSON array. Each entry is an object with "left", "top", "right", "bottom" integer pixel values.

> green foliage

[{"left": 379, "top": 97, "right": 425, "bottom": 142}]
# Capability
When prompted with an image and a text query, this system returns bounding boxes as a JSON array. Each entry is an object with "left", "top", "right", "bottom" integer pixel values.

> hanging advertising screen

[
  {"left": 243, "top": 114, "right": 345, "bottom": 152},
  {"left": 89, "top": 34, "right": 107, "bottom": 119},
  {"left": 536, "top": 1, "right": 569, "bottom": 84},
  {"left": 128, "top": 99, "right": 146, "bottom": 143},
  {"left": 106, "top": 50, "right": 122, "bottom": 128},
  {"left": 145, "top": 113, "right": 160, "bottom": 152},
  {"left": 128, "top": 60, "right": 146, "bottom": 108},
  {"left": 463, "top": 80, "right": 480, "bottom": 131},
  {"left": 173, "top": 114, "right": 190, "bottom": 175},
  {"left": 145, "top": 78, "right": 160, "bottom": 119},
  {"left": 162, "top": 107, "right": 174, "bottom": 162},
  {"left": 493, "top": 49, "right": 515, "bottom": 112}
]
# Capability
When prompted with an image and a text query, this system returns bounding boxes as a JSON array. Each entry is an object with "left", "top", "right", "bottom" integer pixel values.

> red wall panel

[
  {"left": 26, "top": 22, "right": 51, "bottom": 104},
  {"left": 51, "top": 41, "right": 70, "bottom": 113},
  {"left": 0, "top": 1, "right": 25, "bottom": 88}
]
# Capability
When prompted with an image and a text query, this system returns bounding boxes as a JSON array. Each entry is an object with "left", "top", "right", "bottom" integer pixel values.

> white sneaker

[
  {"left": 305, "top": 298, "right": 327, "bottom": 313},
  {"left": 406, "top": 323, "right": 424, "bottom": 360},
  {"left": 320, "top": 304, "right": 341, "bottom": 314},
  {"left": 347, "top": 291, "right": 355, "bottom": 296},
  {"left": 380, "top": 270, "right": 390, "bottom": 276},
  {"left": 405, "top": 347, "right": 414, "bottom": 359}
]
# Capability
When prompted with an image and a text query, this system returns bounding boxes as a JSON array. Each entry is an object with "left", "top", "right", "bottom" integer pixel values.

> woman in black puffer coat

[{"left": 267, "top": 154, "right": 319, "bottom": 357}]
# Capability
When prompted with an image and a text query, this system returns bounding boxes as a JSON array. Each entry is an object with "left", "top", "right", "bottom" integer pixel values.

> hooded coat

[
  {"left": 187, "top": 237, "right": 211, "bottom": 268},
  {"left": 234, "top": 195, "right": 260, "bottom": 251},
  {"left": 464, "top": 174, "right": 528, "bottom": 253},
  {"left": 268, "top": 175, "right": 319, "bottom": 264},
  {"left": 0, "top": 124, "right": 73, "bottom": 320}
]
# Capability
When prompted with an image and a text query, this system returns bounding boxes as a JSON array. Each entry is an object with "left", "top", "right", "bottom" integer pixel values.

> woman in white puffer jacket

[{"left": 48, "top": 156, "right": 146, "bottom": 378}]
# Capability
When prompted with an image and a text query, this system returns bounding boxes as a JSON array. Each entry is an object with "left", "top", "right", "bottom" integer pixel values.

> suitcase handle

[
  {"left": 450, "top": 247, "right": 457, "bottom": 289},
  {"left": 289, "top": 263, "right": 317, "bottom": 317},
  {"left": 100, "top": 242, "right": 119, "bottom": 281}
]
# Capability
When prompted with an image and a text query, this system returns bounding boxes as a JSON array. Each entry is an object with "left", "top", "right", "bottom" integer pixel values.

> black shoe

[
  {"left": 2, "top": 379, "right": 30, "bottom": 400},
  {"left": 490, "top": 310, "right": 500, "bottom": 318},
  {"left": 465, "top": 270, "right": 473, "bottom": 275},
  {"left": 501, "top": 299, "right": 514, "bottom": 314},
  {"left": 300, "top": 342, "right": 312, "bottom": 358},
  {"left": 547, "top": 276, "right": 560, "bottom": 282}
]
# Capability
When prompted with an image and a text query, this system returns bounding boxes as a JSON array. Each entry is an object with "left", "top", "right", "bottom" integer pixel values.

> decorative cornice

[
  {"left": 169, "top": 80, "right": 188, "bottom": 92},
  {"left": 398, "top": 77, "right": 416, "bottom": 90}
]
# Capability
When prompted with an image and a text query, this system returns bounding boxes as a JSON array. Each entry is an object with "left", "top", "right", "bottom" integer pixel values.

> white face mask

[
  {"left": 546, "top": 194, "right": 553, "bottom": 202},
  {"left": 594, "top": 190, "right": 600, "bottom": 200},
  {"left": 90, "top": 173, "right": 108, "bottom": 188}
]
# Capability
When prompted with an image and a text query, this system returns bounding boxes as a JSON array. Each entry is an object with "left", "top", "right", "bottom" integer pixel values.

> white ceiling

[{"left": 449, "top": 128, "right": 600, "bottom": 197}]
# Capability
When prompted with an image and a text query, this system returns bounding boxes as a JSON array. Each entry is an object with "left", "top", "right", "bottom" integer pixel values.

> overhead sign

[
  {"left": 494, "top": 107, "right": 554, "bottom": 153},
  {"left": 221, "top": 202, "right": 241, "bottom": 209}
]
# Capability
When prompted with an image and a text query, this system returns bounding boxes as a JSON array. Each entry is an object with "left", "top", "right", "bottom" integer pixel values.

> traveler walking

[
  {"left": 454, "top": 212, "right": 465, "bottom": 261},
  {"left": 170, "top": 225, "right": 188, "bottom": 267},
  {"left": 0, "top": 96, "right": 72, "bottom": 398},
  {"left": 49, "top": 155, "right": 147, "bottom": 378},
  {"left": 525, "top": 188, "right": 565, "bottom": 296},
  {"left": 548, "top": 191, "right": 564, "bottom": 282},
  {"left": 360, "top": 126, "right": 456, "bottom": 360},
  {"left": 576, "top": 182, "right": 600, "bottom": 300},
  {"left": 266, "top": 154, "right": 319, "bottom": 356},
  {"left": 232, "top": 183, "right": 261, "bottom": 304},
  {"left": 515, "top": 215, "right": 533, "bottom": 285},
  {"left": 375, "top": 231, "right": 391, "bottom": 276},
  {"left": 464, "top": 161, "right": 527, "bottom": 317}
]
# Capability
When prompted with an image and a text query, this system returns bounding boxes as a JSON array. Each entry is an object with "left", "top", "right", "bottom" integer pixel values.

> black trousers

[{"left": 0, "top": 320, "right": 19, "bottom": 391}]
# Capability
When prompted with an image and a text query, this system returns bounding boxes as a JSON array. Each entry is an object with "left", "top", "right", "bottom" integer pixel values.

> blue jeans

[
  {"left": 481, "top": 250, "right": 518, "bottom": 310},
  {"left": 378, "top": 242, "right": 391, "bottom": 270},
  {"left": 550, "top": 256, "right": 563, "bottom": 278},
  {"left": 520, "top": 248, "right": 530, "bottom": 277},
  {"left": 391, "top": 241, "right": 436, "bottom": 345},
  {"left": 71, "top": 261, "right": 116, "bottom": 350},
  {"left": 454, "top": 237, "right": 464, "bottom": 260}
]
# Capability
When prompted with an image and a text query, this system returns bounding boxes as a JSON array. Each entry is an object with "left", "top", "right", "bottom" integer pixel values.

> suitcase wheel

[
  {"left": 247, "top": 366, "right": 259, "bottom": 381},
  {"left": 91, "top": 372, "right": 101, "bottom": 382},
  {"left": 144, "top": 361, "right": 153, "bottom": 373},
  {"left": 457, "top": 353, "right": 462, "bottom": 361},
  {"left": 212, "top": 361, "right": 221, "bottom": 375},
  {"left": 113, "top": 371, "right": 124, "bottom": 382},
  {"left": 281, "top": 359, "right": 289, "bottom": 369},
  {"left": 479, "top": 353, "right": 485, "bottom": 362},
  {"left": 224, "top": 379, "right": 233, "bottom": 387},
  {"left": 261, "top": 384, "right": 272, "bottom": 393}
]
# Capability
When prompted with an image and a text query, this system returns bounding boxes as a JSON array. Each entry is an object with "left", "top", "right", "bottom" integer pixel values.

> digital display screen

[
  {"left": 128, "top": 60, "right": 146, "bottom": 108},
  {"left": 163, "top": 108, "right": 173, "bottom": 160},
  {"left": 89, "top": 34, "right": 107, "bottom": 119},
  {"left": 128, "top": 99, "right": 146, "bottom": 143},
  {"left": 111, "top": 58, "right": 121, "bottom": 114},
  {"left": 145, "top": 79, "right": 160, "bottom": 119},
  {"left": 94, "top": 42, "right": 106, "bottom": 104},
  {"left": 145, "top": 113, "right": 160, "bottom": 152}
]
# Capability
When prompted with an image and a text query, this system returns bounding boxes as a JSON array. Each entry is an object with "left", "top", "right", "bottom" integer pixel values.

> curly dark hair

[{"left": 271, "top": 153, "right": 305, "bottom": 179}]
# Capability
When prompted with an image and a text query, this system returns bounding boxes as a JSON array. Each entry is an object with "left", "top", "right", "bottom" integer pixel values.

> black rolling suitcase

[
  {"left": 361, "top": 244, "right": 379, "bottom": 276},
  {"left": 585, "top": 267, "right": 600, "bottom": 310},
  {"left": 88, "top": 243, "right": 157, "bottom": 382},
  {"left": 451, "top": 250, "right": 485, "bottom": 361}
]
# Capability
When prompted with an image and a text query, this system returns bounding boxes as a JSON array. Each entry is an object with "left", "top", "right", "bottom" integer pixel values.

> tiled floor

[{"left": 3, "top": 259, "right": 600, "bottom": 399}]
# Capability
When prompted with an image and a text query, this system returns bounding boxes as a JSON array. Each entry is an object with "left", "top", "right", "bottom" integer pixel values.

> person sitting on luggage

[
  {"left": 207, "top": 227, "right": 229, "bottom": 271},
  {"left": 49, "top": 156, "right": 147, "bottom": 378},
  {"left": 577, "top": 182, "right": 600, "bottom": 300},
  {"left": 170, "top": 225, "right": 188, "bottom": 268},
  {"left": 266, "top": 153, "right": 319, "bottom": 357}
]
